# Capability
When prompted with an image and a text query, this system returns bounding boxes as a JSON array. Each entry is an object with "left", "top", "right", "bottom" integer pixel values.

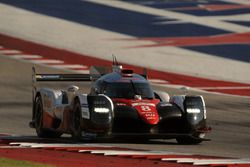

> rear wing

[
  {"left": 32, "top": 66, "right": 91, "bottom": 102},
  {"left": 32, "top": 67, "right": 91, "bottom": 82},
  {"left": 90, "top": 66, "right": 111, "bottom": 81}
]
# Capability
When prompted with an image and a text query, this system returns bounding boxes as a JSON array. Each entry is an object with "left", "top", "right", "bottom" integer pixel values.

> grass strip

[{"left": 0, "top": 157, "right": 55, "bottom": 167}]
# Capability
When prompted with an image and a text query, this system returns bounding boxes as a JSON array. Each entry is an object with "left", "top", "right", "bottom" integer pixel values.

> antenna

[
  {"left": 143, "top": 68, "right": 148, "bottom": 79},
  {"left": 112, "top": 55, "right": 115, "bottom": 65},
  {"left": 112, "top": 55, "right": 122, "bottom": 72},
  {"left": 112, "top": 55, "right": 119, "bottom": 66}
]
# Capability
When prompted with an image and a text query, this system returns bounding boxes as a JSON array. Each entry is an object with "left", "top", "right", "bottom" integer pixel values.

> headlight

[
  {"left": 186, "top": 108, "right": 201, "bottom": 114},
  {"left": 94, "top": 108, "right": 109, "bottom": 113}
]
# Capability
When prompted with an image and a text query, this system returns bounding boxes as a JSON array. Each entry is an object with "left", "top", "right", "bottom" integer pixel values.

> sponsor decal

[
  {"left": 132, "top": 103, "right": 155, "bottom": 107},
  {"left": 41, "top": 75, "right": 60, "bottom": 79},
  {"left": 143, "top": 112, "right": 156, "bottom": 119},
  {"left": 81, "top": 104, "right": 90, "bottom": 119},
  {"left": 160, "top": 103, "right": 173, "bottom": 107}
]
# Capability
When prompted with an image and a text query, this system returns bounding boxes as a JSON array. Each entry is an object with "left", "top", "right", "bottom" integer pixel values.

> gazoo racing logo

[{"left": 132, "top": 102, "right": 155, "bottom": 108}]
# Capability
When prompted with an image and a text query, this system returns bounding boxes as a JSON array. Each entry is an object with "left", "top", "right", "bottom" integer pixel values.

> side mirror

[
  {"left": 94, "top": 88, "right": 99, "bottom": 94},
  {"left": 67, "top": 85, "right": 79, "bottom": 92}
]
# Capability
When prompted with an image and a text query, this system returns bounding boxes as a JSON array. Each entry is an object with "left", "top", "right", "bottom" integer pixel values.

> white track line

[
  {"left": 51, "top": 64, "right": 88, "bottom": 69},
  {"left": 222, "top": 0, "right": 250, "bottom": 5},
  {"left": 0, "top": 146, "right": 25, "bottom": 148},
  {"left": 0, "top": 50, "right": 22, "bottom": 54},
  {"left": 79, "top": 150, "right": 190, "bottom": 156},
  {"left": 72, "top": 70, "right": 90, "bottom": 74},
  {"left": 9, "top": 55, "right": 43, "bottom": 59},
  {"left": 197, "top": 86, "right": 250, "bottom": 90},
  {"left": 86, "top": 0, "right": 250, "bottom": 33},
  {"left": 162, "top": 158, "right": 250, "bottom": 165},
  {"left": 149, "top": 79, "right": 169, "bottom": 84},
  {"left": 29, "top": 59, "right": 64, "bottom": 64},
  {"left": 9, "top": 142, "right": 37, "bottom": 147},
  {"left": 0, "top": 49, "right": 90, "bottom": 74},
  {"left": 162, "top": 158, "right": 198, "bottom": 163},
  {"left": 9, "top": 142, "right": 113, "bottom": 148},
  {"left": 204, "top": 14, "right": 250, "bottom": 21},
  {"left": 87, "top": 150, "right": 150, "bottom": 155},
  {"left": 193, "top": 159, "right": 250, "bottom": 165}
]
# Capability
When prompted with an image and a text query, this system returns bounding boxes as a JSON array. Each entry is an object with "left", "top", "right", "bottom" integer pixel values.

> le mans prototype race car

[{"left": 30, "top": 58, "right": 210, "bottom": 144}]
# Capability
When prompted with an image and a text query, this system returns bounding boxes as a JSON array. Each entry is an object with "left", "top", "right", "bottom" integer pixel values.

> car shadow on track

[{"left": 0, "top": 135, "right": 179, "bottom": 145}]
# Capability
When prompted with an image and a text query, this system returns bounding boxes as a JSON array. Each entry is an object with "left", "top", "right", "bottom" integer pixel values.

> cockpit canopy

[
  {"left": 92, "top": 72, "right": 155, "bottom": 99},
  {"left": 104, "top": 82, "right": 154, "bottom": 99}
]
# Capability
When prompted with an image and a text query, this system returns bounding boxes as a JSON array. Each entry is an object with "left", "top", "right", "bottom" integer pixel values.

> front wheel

[
  {"left": 34, "top": 96, "right": 62, "bottom": 138},
  {"left": 71, "top": 99, "right": 82, "bottom": 141},
  {"left": 176, "top": 133, "right": 205, "bottom": 145}
]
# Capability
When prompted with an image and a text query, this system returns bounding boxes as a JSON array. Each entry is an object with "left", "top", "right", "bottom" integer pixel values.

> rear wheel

[
  {"left": 34, "top": 96, "right": 62, "bottom": 138},
  {"left": 71, "top": 99, "right": 82, "bottom": 141}
]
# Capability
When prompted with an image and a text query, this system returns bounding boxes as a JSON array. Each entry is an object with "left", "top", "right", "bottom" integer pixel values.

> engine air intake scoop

[{"left": 121, "top": 69, "right": 133, "bottom": 77}]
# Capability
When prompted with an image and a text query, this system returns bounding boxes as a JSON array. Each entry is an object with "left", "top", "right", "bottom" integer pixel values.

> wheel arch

[
  {"left": 32, "top": 91, "right": 42, "bottom": 120},
  {"left": 154, "top": 91, "right": 170, "bottom": 102}
]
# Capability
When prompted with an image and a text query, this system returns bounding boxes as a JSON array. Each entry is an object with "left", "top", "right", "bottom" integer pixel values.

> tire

[
  {"left": 34, "top": 95, "right": 62, "bottom": 138},
  {"left": 176, "top": 132, "right": 205, "bottom": 145},
  {"left": 71, "top": 99, "right": 82, "bottom": 141},
  {"left": 176, "top": 133, "right": 204, "bottom": 145}
]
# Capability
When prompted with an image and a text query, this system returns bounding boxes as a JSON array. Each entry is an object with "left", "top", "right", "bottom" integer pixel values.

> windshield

[{"left": 104, "top": 82, "right": 154, "bottom": 99}]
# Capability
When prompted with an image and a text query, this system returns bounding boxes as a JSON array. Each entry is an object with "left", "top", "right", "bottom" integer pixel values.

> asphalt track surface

[{"left": 1, "top": 55, "right": 250, "bottom": 159}]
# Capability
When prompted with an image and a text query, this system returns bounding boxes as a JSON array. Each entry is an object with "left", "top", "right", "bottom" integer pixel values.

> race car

[{"left": 30, "top": 58, "right": 211, "bottom": 144}]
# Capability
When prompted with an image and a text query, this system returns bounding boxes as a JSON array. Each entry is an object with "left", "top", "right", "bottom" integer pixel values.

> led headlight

[
  {"left": 186, "top": 108, "right": 201, "bottom": 114},
  {"left": 94, "top": 108, "right": 109, "bottom": 113}
]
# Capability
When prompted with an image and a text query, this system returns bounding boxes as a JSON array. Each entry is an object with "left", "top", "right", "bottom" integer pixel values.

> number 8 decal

[{"left": 141, "top": 106, "right": 151, "bottom": 111}]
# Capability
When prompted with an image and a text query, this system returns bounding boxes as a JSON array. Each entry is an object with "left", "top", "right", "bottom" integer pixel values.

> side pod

[
  {"left": 183, "top": 96, "right": 206, "bottom": 130},
  {"left": 77, "top": 94, "right": 114, "bottom": 134},
  {"left": 170, "top": 95, "right": 207, "bottom": 130}
]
